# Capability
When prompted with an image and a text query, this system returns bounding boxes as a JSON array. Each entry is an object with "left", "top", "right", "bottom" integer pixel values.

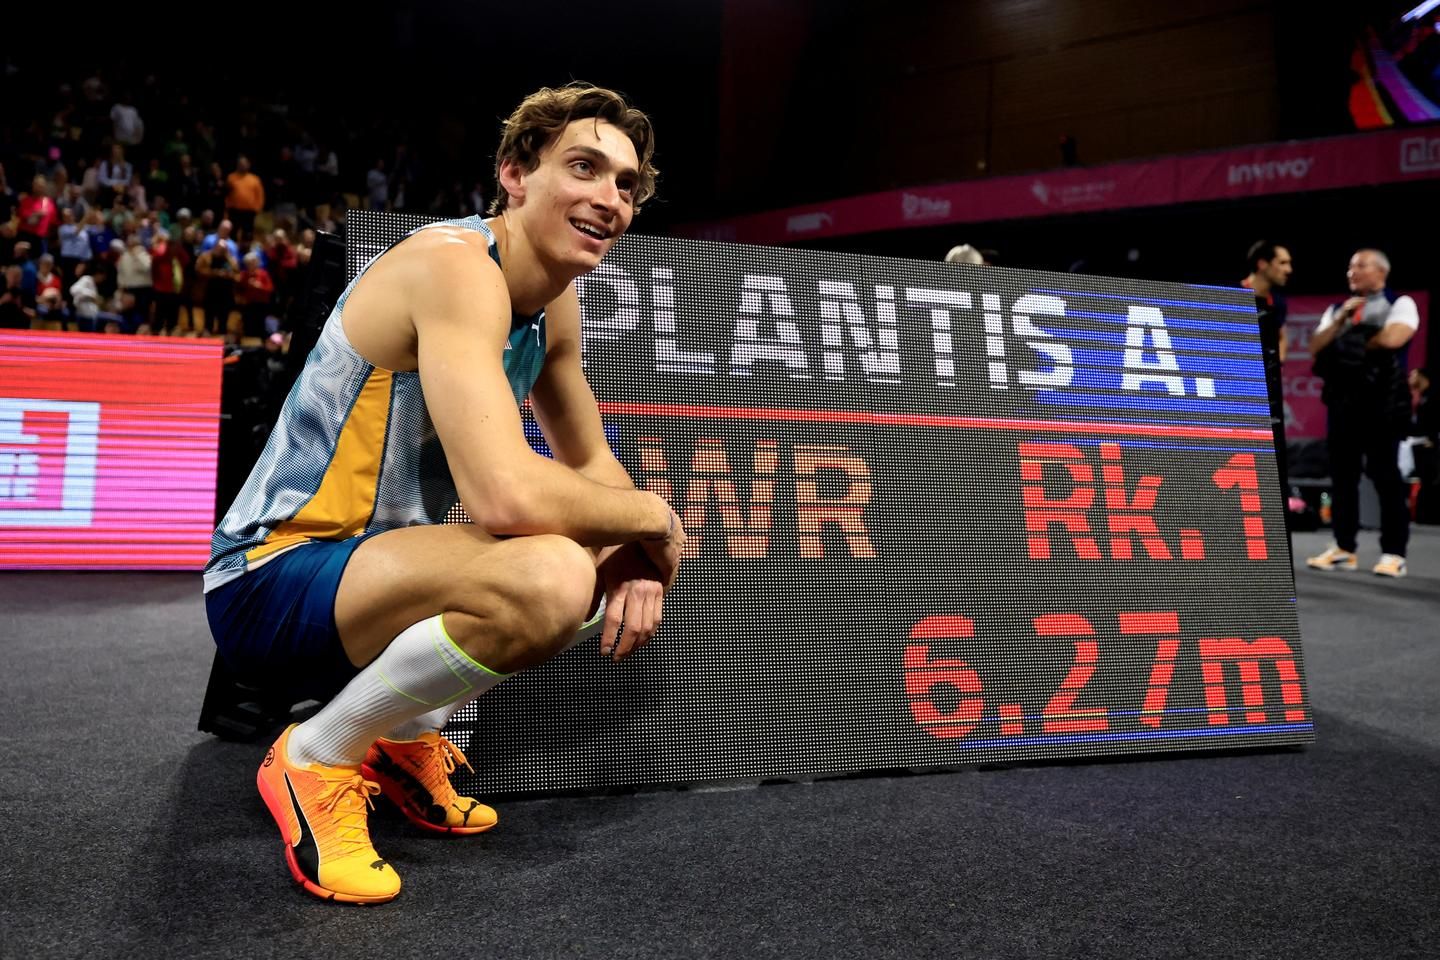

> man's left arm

[
  {"left": 1368, "top": 296, "right": 1419, "bottom": 350},
  {"left": 530, "top": 284, "right": 685, "bottom": 659}
]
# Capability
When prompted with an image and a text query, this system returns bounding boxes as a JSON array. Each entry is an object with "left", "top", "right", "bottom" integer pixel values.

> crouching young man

[{"left": 204, "top": 84, "right": 685, "bottom": 904}]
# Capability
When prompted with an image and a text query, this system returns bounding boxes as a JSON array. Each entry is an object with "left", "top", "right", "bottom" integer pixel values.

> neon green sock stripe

[
  {"left": 375, "top": 668, "right": 460, "bottom": 707},
  {"left": 436, "top": 614, "right": 511, "bottom": 679},
  {"left": 580, "top": 602, "right": 605, "bottom": 632}
]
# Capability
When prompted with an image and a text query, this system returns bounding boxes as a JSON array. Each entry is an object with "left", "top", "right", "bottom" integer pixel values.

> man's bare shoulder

[
  {"left": 344, "top": 227, "right": 507, "bottom": 370},
  {"left": 386, "top": 226, "right": 504, "bottom": 293}
]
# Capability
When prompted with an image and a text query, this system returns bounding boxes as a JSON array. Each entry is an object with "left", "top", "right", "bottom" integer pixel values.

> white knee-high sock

[
  {"left": 380, "top": 596, "right": 608, "bottom": 743},
  {"left": 287, "top": 614, "right": 508, "bottom": 767}
]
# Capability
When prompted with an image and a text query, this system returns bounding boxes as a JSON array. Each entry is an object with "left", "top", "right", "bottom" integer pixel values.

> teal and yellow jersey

[{"left": 205, "top": 216, "right": 545, "bottom": 592}]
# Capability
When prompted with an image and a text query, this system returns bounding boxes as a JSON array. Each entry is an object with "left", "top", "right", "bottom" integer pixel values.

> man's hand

[
  {"left": 1339, "top": 296, "right": 1366, "bottom": 324},
  {"left": 640, "top": 505, "right": 686, "bottom": 589},
  {"left": 598, "top": 544, "right": 667, "bottom": 661}
]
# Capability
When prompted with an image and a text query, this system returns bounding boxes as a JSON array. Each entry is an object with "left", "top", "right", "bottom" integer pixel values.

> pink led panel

[{"left": 0, "top": 330, "right": 222, "bottom": 569}]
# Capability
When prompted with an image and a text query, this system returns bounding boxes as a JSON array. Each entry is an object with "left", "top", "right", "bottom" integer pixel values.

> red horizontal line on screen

[{"left": 594, "top": 401, "right": 1273, "bottom": 441}]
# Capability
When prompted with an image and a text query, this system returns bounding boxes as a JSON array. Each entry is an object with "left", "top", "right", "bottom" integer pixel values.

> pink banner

[
  {"left": 0, "top": 330, "right": 222, "bottom": 569},
  {"left": 681, "top": 128, "right": 1440, "bottom": 245},
  {"left": 1282, "top": 291, "right": 1429, "bottom": 442}
]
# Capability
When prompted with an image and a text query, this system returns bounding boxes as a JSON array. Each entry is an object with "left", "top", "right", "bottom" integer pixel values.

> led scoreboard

[{"left": 349, "top": 212, "right": 1310, "bottom": 795}]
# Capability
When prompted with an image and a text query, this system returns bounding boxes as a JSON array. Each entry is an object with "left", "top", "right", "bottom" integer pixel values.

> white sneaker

[
  {"left": 1373, "top": 554, "right": 1408, "bottom": 578},
  {"left": 1306, "top": 544, "right": 1358, "bottom": 571}
]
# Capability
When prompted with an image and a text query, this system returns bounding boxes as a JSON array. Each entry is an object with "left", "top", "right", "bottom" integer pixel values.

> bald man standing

[{"left": 1306, "top": 249, "right": 1419, "bottom": 578}]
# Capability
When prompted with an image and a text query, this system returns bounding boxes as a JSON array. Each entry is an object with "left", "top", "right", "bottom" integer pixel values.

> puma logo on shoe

[{"left": 454, "top": 799, "right": 485, "bottom": 826}]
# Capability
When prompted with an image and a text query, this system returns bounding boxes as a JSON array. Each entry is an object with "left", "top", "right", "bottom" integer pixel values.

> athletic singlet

[{"left": 204, "top": 216, "right": 546, "bottom": 592}]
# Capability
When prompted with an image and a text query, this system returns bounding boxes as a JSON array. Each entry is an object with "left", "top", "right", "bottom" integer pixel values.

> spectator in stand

[
  {"left": 98, "top": 240, "right": 124, "bottom": 301},
  {"left": 236, "top": 251, "right": 275, "bottom": 339},
  {"left": 944, "top": 244, "right": 984, "bottom": 266},
  {"left": 468, "top": 179, "right": 486, "bottom": 217},
  {"left": 85, "top": 209, "right": 116, "bottom": 262},
  {"left": 171, "top": 208, "right": 194, "bottom": 247},
  {"left": 56, "top": 208, "right": 93, "bottom": 285},
  {"left": 136, "top": 216, "right": 157, "bottom": 250},
  {"left": 0, "top": 164, "right": 17, "bottom": 227},
  {"left": 315, "top": 141, "right": 339, "bottom": 203},
  {"left": 78, "top": 156, "right": 101, "bottom": 204},
  {"left": 163, "top": 129, "right": 190, "bottom": 167},
  {"left": 107, "top": 195, "right": 134, "bottom": 241},
  {"left": 389, "top": 144, "right": 416, "bottom": 210},
  {"left": 127, "top": 171, "right": 148, "bottom": 215},
  {"left": 292, "top": 227, "right": 315, "bottom": 296},
  {"left": 69, "top": 264, "right": 103, "bottom": 331},
  {"left": 36, "top": 254, "right": 65, "bottom": 324},
  {"left": 110, "top": 92, "right": 145, "bottom": 148},
  {"left": 201, "top": 219, "right": 240, "bottom": 259},
  {"left": 151, "top": 195, "right": 173, "bottom": 232},
  {"left": 98, "top": 145, "right": 133, "bottom": 199},
  {"left": 196, "top": 236, "right": 239, "bottom": 335},
  {"left": 190, "top": 120, "right": 218, "bottom": 172},
  {"left": 117, "top": 234, "right": 153, "bottom": 332},
  {"left": 294, "top": 134, "right": 319, "bottom": 204},
  {"left": 55, "top": 181, "right": 88, "bottom": 221},
  {"left": 1, "top": 265, "right": 36, "bottom": 329},
  {"left": 366, "top": 157, "right": 388, "bottom": 210},
  {"left": 48, "top": 161, "right": 70, "bottom": 196},
  {"left": 269, "top": 145, "right": 300, "bottom": 209},
  {"left": 145, "top": 157, "right": 169, "bottom": 196},
  {"left": 225, "top": 155, "right": 265, "bottom": 242},
  {"left": 35, "top": 254, "right": 63, "bottom": 303},
  {"left": 13, "top": 243, "right": 38, "bottom": 296},
  {"left": 151, "top": 230, "right": 190, "bottom": 334},
  {"left": 203, "top": 161, "right": 227, "bottom": 221},
  {"left": 173, "top": 155, "right": 203, "bottom": 212},
  {"left": 18, "top": 176, "right": 58, "bottom": 257},
  {"left": 265, "top": 228, "right": 297, "bottom": 314}
]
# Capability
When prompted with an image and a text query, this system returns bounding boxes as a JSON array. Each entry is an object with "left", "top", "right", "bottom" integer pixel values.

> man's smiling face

[{"left": 506, "top": 118, "right": 640, "bottom": 272}]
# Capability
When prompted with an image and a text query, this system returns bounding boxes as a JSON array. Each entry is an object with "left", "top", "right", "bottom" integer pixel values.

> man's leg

[
  {"left": 1327, "top": 419, "right": 1363, "bottom": 554},
  {"left": 291, "top": 524, "right": 596, "bottom": 766},
  {"left": 1363, "top": 427, "right": 1410, "bottom": 562},
  {"left": 254, "top": 525, "right": 596, "bottom": 902}
]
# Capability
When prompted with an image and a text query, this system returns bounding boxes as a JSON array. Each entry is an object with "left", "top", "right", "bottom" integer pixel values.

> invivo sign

[{"left": 679, "top": 128, "right": 1440, "bottom": 246}]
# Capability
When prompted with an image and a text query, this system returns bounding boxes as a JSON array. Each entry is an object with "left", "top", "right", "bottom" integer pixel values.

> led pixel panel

[
  {"left": 350, "top": 211, "right": 1311, "bottom": 795},
  {"left": 0, "top": 331, "right": 221, "bottom": 569}
]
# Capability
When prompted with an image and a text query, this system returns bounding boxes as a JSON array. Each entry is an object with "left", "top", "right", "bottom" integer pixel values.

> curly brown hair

[{"left": 489, "top": 83, "right": 657, "bottom": 215}]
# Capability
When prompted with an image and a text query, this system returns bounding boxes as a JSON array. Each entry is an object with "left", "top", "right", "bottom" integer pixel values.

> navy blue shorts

[{"left": 205, "top": 534, "right": 379, "bottom": 703}]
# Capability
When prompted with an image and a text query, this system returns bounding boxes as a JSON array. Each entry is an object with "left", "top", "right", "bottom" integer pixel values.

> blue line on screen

[
  {"left": 1049, "top": 326, "right": 1263, "bottom": 357},
  {"left": 1029, "top": 288, "right": 1256, "bottom": 314},
  {"left": 955, "top": 722, "right": 1313, "bottom": 751},
  {"left": 1063, "top": 347, "right": 1267, "bottom": 381},
  {"left": 1063, "top": 308, "right": 1260, "bottom": 335},
  {"left": 1051, "top": 367, "right": 1269, "bottom": 399},
  {"left": 1034, "top": 393, "right": 1272, "bottom": 416}
]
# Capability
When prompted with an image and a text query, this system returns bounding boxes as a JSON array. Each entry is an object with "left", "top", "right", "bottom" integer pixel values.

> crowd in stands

[{"left": 0, "top": 66, "right": 487, "bottom": 341}]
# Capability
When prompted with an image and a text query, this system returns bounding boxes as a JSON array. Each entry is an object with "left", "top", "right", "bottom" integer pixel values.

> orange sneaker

[
  {"left": 362, "top": 732, "right": 498, "bottom": 836},
  {"left": 256, "top": 724, "right": 401, "bottom": 904}
]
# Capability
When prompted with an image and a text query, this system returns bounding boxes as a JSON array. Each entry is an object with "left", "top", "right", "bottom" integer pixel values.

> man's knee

[{"left": 453, "top": 534, "right": 596, "bottom": 669}]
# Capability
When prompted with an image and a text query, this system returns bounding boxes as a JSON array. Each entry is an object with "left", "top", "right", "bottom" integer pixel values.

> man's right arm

[
  {"left": 1309, "top": 304, "right": 1346, "bottom": 356},
  {"left": 412, "top": 246, "right": 669, "bottom": 546}
]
